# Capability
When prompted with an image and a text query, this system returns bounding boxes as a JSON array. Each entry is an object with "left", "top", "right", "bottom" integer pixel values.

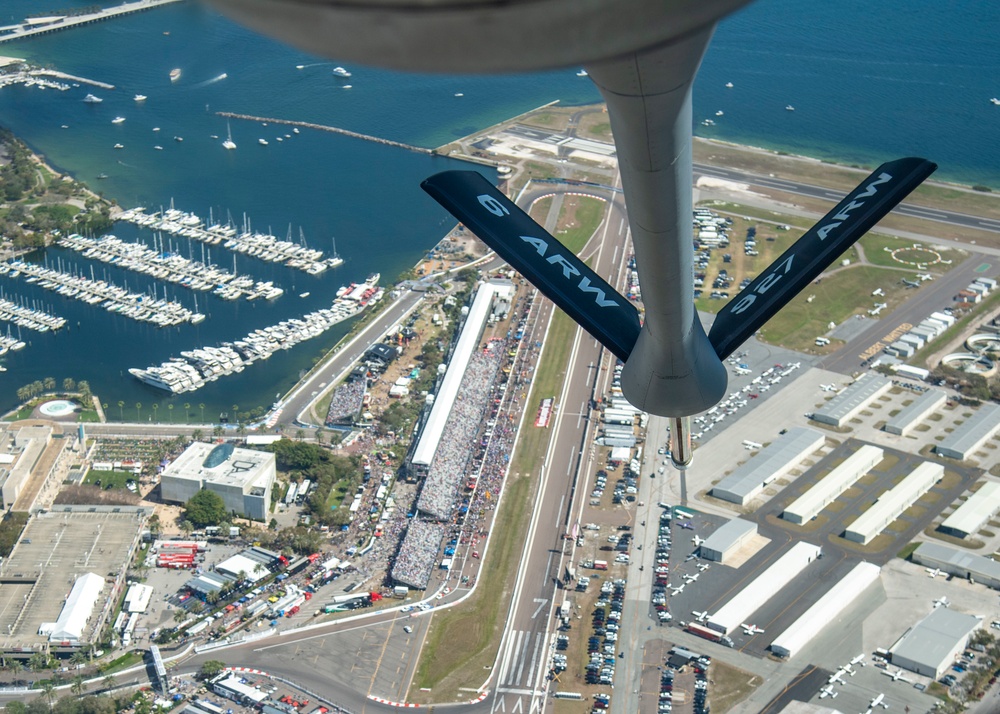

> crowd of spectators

[
  {"left": 324, "top": 379, "right": 367, "bottom": 426},
  {"left": 415, "top": 344, "right": 505, "bottom": 519},
  {"left": 389, "top": 519, "right": 448, "bottom": 590}
]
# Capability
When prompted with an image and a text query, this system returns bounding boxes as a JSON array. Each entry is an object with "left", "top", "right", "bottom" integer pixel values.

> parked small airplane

[
  {"left": 742, "top": 440, "right": 762, "bottom": 450},
  {"left": 818, "top": 685, "right": 838, "bottom": 699},
  {"left": 917, "top": 273, "right": 933, "bottom": 281},
  {"left": 934, "top": 595, "right": 950, "bottom": 608},
  {"left": 741, "top": 623, "right": 764, "bottom": 635},
  {"left": 670, "top": 584, "right": 686, "bottom": 596},
  {"left": 870, "top": 692, "right": 889, "bottom": 709},
  {"left": 692, "top": 535, "right": 705, "bottom": 546},
  {"left": 871, "top": 288, "right": 884, "bottom": 297},
  {"left": 697, "top": 563, "right": 711, "bottom": 572},
  {"left": 925, "top": 567, "right": 943, "bottom": 578},
  {"left": 902, "top": 278, "right": 921, "bottom": 288},
  {"left": 881, "top": 668, "right": 911, "bottom": 683},
  {"left": 820, "top": 384, "right": 837, "bottom": 392},
  {"left": 692, "top": 610, "right": 708, "bottom": 622},
  {"left": 683, "top": 572, "right": 700, "bottom": 583},
  {"left": 849, "top": 654, "right": 865, "bottom": 667},
  {"left": 679, "top": 522, "right": 694, "bottom": 530},
  {"left": 827, "top": 667, "right": 849, "bottom": 685}
]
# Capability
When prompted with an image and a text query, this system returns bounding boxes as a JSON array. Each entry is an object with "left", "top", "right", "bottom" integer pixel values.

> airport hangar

[
  {"left": 935, "top": 402, "right": 1000, "bottom": 461},
  {"left": 883, "top": 389, "right": 947, "bottom": 436},
  {"left": 938, "top": 479, "right": 1000, "bottom": 539},
  {"left": 699, "top": 518, "right": 756, "bottom": 563},
  {"left": 710, "top": 427, "right": 826, "bottom": 506},
  {"left": 160, "top": 441, "right": 276, "bottom": 521},
  {"left": 843, "top": 461, "right": 943, "bottom": 545},
  {"left": 913, "top": 541, "right": 1000, "bottom": 589},
  {"left": 0, "top": 505, "right": 150, "bottom": 657},
  {"left": 889, "top": 606, "right": 982, "bottom": 678},
  {"left": 810, "top": 373, "right": 891, "bottom": 428},
  {"left": 782, "top": 444, "right": 884, "bottom": 525}
]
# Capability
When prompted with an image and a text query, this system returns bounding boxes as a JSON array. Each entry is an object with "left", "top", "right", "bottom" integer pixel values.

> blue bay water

[{"left": 0, "top": 0, "right": 996, "bottom": 420}]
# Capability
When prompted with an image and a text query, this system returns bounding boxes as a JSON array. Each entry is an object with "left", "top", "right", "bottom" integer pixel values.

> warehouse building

[
  {"left": 939, "top": 480, "right": 1000, "bottom": 539},
  {"left": 700, "top": 519, "right": 757, "bottom": 563},
  {"left": 783, "top": 445, "right": 884, "bottom": 525},
  {"left": 843, "top": 461, "right": 942, "bottom": 545},
  {"left": 811, "top": 373, "right": 891, "bottom": 428},
  {"left": 711, "top": 428, "right": 825, "bottom": 506},
  {"left": 936, "top": 402, "right": 1000, "bottom": 461},
  {"left": 707, "top": 542, "right": 822, "bottom": 635},
  {"left": 889, "top": 606, "right": 981, "bottom": 678},
  {"left": 160, "top": 442, "right": 275, "bottom": 521},
  {"left": 770, "top": 561, "right": 881, "bottom": 658},
  {"left": 913, "top": 541, "right": 1000, "bottom": 589},
  {"left": 883, "top": 390, "right": 947, "bottom": 436}
]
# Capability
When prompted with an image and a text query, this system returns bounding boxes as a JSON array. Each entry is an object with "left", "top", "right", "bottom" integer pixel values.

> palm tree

[
  {"left": 192, "top": 428, "right": 203, "bottom": 442},
  {"left": 213, "top": 425, "right": 224, "bottom": 438},
  {"left": 63, "top": 377, "right": 76, "bottom": 393},
  {"left": 40, "top": 680, "right": 55, "bottom": 709},
  {"left": 118, "top": 400, "right": 124, "bottom": 420},
  {"left": 199, "top": 403, "right": 206, "bottom": 422},
  {"left": 184, "top": 402, "right": 191, "bottom": 423},
  {"left": 296, "top": 428, "right": 305, "bottom": 441},
  {"left": 152, "top": 403, "right": 159, "bottom": 422},
  {"left": 69, "top": 651, "right": 87, "bottom": 667},
  {"left": 135, "top": 402, "right": 142, "bottom": 421},
  {"left": 167, "top": 403, "right": 174, "bottom": 423},
  {"left": 71, "top": 674, "right": 85, "bottom": 696},
  {"left": 103, "top": 673, "right": 115, "bottom": 692},
  {"left": 43, "top": 376, "right": 55, "bottom": 392}
]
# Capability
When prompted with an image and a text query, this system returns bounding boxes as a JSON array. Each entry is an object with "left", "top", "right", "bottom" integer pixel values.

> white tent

[{"left": 49, "top": 573, "right": 105, "bottom": 644}]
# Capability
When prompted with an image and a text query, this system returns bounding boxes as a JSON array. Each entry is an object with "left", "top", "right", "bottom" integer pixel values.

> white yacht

[
  {"left": 134, "top": 94, "right": 147, "bottom": 102},
  {"left": 223, "top": 121, "right": 236, "bottom": 150},
  {"left": 112, "top": 116, "right": 126, "bottom": 124},
  {"left": 332, "top": 66, "right": 352, "bottom": 78},
  {"left": 259, "top": 138, "right": 269, "bottom": 146},
  {"left": 83, "top": 93, "right": 102, "bottom": 103}
]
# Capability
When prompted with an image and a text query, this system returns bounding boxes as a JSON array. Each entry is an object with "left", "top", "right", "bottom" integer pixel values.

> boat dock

[
  {"left": 216, "top": 111, "right": 434, "bottom": 155},
  {"left": 0, "top": 259, "right": 204, "bottom": 327},
  {"left": 0, "top": 297, "right": 66, "bottom": 332},
  {"left": 31, "top": 69, "right": 114, "bottom": 90},
  {"left": 0, "top": 0, "right": 183, "bottom": 45}
]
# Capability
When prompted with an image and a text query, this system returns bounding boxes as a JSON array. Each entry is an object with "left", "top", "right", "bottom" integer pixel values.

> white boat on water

[
  {"left": 725, "top": 82, "right": 734, "bottom": 88},
  {"left": 223, "top": 121, "right": 236, "bottom": 150},
  {"left": 83, "top": 93, "right": 102, "bottom": 103},
  {"left": 785, "top": 105, "right": 795, "bottom": 111},
  {"left": 576, "top": 69, "right": 588, "bottom": 77},
  {"left": 292, "top": 127, "right": 300, "bottom": 134},
  {"left": 258, "top": 138, "right": 269, "bottom": 146},
  {"left": 154, "top": 145, "right": 163, "bottom": 151},
  {"left": 134, "top": 94, "right": 147, "bottom": 102},
  {"left": 112, "top": 116, "right": 126, "bottom": 124},
  {"left": 332, "top": 66, "right": 352, "bottom": 78},
  {"left": 114, "top": 143, "right": 124, "bottom": 149},
  {"left": 991, "top": 98, "right": 1000, "bottom": 106},
  {"left": 715, "top": 110, "right": 724, "bottom": 116},
  {"left": 299, "top": 292, "right": 310, "bottom": 298},
  {"left": 170, "top": 68, "right": 181, "bottom": 81}
]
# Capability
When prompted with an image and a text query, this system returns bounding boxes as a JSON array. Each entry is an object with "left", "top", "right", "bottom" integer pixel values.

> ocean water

[{"left": 0, "top": 0, "right": 996, "bottom": 420}]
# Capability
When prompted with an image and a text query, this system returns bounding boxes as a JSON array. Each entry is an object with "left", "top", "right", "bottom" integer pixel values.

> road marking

[
  {"left": 526, "top": 632, "right": 543, "bottom": 688},
  {"left": 514, "top": 631, "right": 531, "bottom": 684}
]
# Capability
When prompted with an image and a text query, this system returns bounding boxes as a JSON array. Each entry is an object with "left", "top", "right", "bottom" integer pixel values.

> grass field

[{"left": 85, "top": 469, "right": 137, "bottom": 490}]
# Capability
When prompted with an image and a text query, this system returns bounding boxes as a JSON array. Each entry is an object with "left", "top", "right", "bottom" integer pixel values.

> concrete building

[
  {"left": 811, "top": 373, "right": 891, "bottom": 428},
  {"left": 770, "top": 562, "right": 881, "bottom": 658},
  {"left": 843, "top": 461, "right": 942, "bottom": 545},
  {"left": 699, "top": 518, "right": 757, "bottom": 563},
  {"left": 939, "top": 480, "right": 1000, "bottom": 539},
  {"left": 883, "top": 390, "right": 946, "bottom": 436},
  {"left": 889, "top": 606, "right": 981, "bottom": 678},
  {"left": 783, "top": 445, "right": 884, "bottom": 525},
  {"left": 1, "top": 425, "right": 52, "bottom": 508},
  {"left": 707, "top": 542, "right": 822, "bottom": 635},
  {"left": 160, "top": 442, "right": 275, "bottom": 521},
  {"left": 936, "top": 403, "right": 1000, "bottom": 460},
  {"left": 913, "top": 541, "right": 1000, "bottom": 589},
  {"left": 711, "top": 428, "right": 825, "bottom": 506}
]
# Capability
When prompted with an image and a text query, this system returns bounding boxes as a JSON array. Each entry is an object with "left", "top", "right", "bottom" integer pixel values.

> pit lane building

[
  {"left": 810, "top": 373, "right": 891, "bottom": 428},
  {"left": 843, "top": 461, "right": 942, "bottom": 545},
  {"left": 883, "top": 390, "right": 947, "bottom": 436},
  {"left": 782, "top": 445, "right": 883, "bottom": 525},
  {"left": 889, "top": 606, "right": 982, "bottom": 678},
  {"left": 711, "top": 427, "right": 825, "bottom": 506},
  {"left": 912, "top": 541, "right": 1000, "bottom": 589},
  {"left": 935, "top": 402, "right": 1000, "bottom": 461},
  {"left": 938, "top": 480, "right": 1000, "bottom": 539},
  {"left": 699, "top": 518, "right": 757, "bottom": 563},
  {"left": 769, "top": 561, "right": 881, "bottom": 658},
  {"left": 160, "top": 442, "right": 275, "bottom": 521}
]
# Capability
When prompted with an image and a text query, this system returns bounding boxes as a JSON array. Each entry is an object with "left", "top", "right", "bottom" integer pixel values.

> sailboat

[
  {"left": 328, "top": 235, "right": 344, "bottom": 268},
  {"left": 222, "top": 121, "right": 236, "bottom": 150}
]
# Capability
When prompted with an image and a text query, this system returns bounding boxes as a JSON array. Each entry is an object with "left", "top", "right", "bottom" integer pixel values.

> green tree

[
  {"left": 199, "top": 403, "right": 206, "bottom": 422},
  {"left": 78, "top": 380, "right": 91, "bottom": 403},
  {"left": 152, "top": 403, "right": 159, "bottom": 422},
  {"left": 180, "top": 519, "right": 194, "bottom": 535},
  {"left": 167, "top": 403, "right": 174, "bottom": 423},
  {"left": 71, "top": 674, "right": 85, "bottom": 696},
  {"left": 69, "top": 651, "right": 87, "bottom": 667},
  {"left": 63, "top": 377, "right": 75, "bottom": 393},
  {"left": 5, "top": 702, "right": 26, "bottom": 714},
  {"left": 135, "top": 402, "right": 142, "bottom": 422},
  {"left": 102, "top": 673, "right": 115, "bottom": 692},
  {"left": 43, "top": 377, "right": 55, "bottom": 392},
  {"left": 40, "top": 680, "right": 55, "bottom": 709},
  {"left": 117, "top": 400, "right": 124, "bottom": 420},
  {"left": 198, "top": 660, "right": 226, "bottom": 680},
  {"left": 192, "top": 428, "right": 203, "bottom": 442},
  {"left": 213, "top": 425, "right": 224, "bottom": 438},
  {"left": 184, "top": 489, "right": 227, "bottom": 528}
]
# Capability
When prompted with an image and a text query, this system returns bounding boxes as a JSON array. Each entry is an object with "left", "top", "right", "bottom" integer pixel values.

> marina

[
  {"left": 0, "top": 259, "right": 205, "bottom": 327},
  {"left": 0, "top": 296, "right": 66, "bottom": 332},
  {"left": 116, "top": 205, "right": 343, "bottom": 274},
  {"left": 130, "top": 273, "right": 382, "bottom": 394},
  {"left": 58, "top": 233, "right": 285, "bottom": 302}
]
